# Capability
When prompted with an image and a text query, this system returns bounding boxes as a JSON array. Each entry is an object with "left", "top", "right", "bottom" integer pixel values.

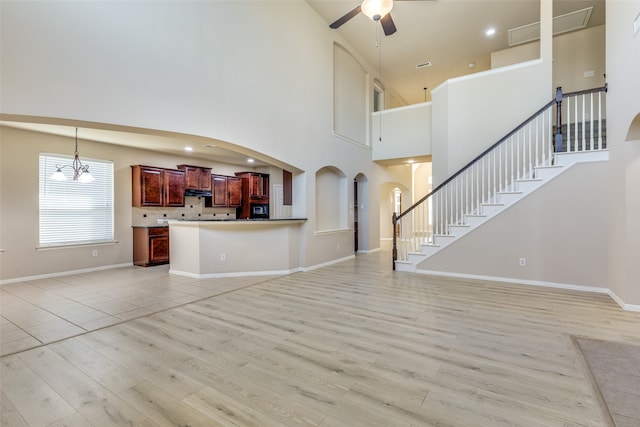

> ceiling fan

[{"left": 329, "top": 0, "right": 431, "bottom": 36}]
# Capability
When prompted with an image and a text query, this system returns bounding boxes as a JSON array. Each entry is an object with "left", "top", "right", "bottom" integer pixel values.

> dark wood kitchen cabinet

[
  {"left": 207, "top": 175, "right": 243, "bottom": 208},
  {"left": 235, "top": 172, "right": 269, "bottom": 219},
  {"left": 133, "top": 226, "right": 169, "bottom": 266},
  {"left": 177, "top": 165, "right": 212, "bottom": 192},
  {"left": 131, "top": 165, "right": 185, "bottom": 207},
  {"left": 235, "top": 172, "right": 269, "bottom": 201}
]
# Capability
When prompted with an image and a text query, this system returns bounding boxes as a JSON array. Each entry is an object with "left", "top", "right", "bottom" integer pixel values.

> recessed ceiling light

[
  {"left": 247, "top": 158, "right": 255, "bottom": 163},
  {"left": 185, "top": 146, "right": 193, "bottom": 152},
  {"left": 407, "top": 159, "right": 414, "bottom": 164},
  {"left": 485, "top": 27, "right": 496, "bottom": 36}
]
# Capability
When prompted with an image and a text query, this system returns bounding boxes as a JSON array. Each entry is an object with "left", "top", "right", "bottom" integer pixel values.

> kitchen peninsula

[{"left": 167, "top": 218, "right": 306, "bottom": 278}]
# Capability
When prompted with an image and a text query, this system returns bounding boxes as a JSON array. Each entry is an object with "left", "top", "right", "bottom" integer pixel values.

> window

[
  {"left": 373, "top": 81, "right": 384, "bottom": 112},
  {"left": 39, "top": 153, "right": 114, "bottom": 247}
]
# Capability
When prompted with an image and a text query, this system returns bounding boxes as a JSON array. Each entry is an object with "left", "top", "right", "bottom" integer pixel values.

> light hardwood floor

[{"left": 1, "top": 250, "right": 640, "bottom": 426}]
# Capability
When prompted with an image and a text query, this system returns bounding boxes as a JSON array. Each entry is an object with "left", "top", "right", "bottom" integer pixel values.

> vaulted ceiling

[{"left": 307, "top": 0, "right": 605, "bottom": 105}]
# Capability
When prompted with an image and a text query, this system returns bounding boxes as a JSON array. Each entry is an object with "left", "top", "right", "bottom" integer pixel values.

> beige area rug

[{"left": 574, "top": 337, "right": 640, "bottom": 427}]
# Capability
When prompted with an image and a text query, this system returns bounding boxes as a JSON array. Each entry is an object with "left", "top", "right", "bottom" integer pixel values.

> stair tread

[
  {"left": 497, "top": 191, "right": 523, "bottom": 195},
  {"left": 516, "top": 178, "right": 543, "bottom": 182}
]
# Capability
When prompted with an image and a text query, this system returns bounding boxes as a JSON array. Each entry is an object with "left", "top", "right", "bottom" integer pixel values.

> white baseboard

[
  {"left": 357, "top": 247, "right": 381, "bottom": 254},
  {"left": 607, "top": 290, "right": 640, "bottom": 312},
  {"left": 414, "top": 269, "right": 640, "bottom": 312},
  {"left": 169, "top": 268, "right": 300, "bottom": 279},
  {"left": 302, "top": 255, "right": 355, "bottom": 272},
  {"left": 0, "top": 263, "right": 133, "bottom": 286},
  {"left": 415, "top": 268, "right": 610, "bottom": 293}
]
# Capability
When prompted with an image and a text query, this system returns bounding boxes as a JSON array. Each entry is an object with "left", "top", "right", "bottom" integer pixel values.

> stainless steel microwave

[{"left": 251, "top": 204, "right": 269, "bottom": 218}]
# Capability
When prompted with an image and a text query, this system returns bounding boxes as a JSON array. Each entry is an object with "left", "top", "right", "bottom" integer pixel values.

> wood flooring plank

[
  {"left": 18, "top": 347, "right": 150, "bottom": 427},
  {"left": 1, "top": 392, "right": 28, "bottom": 427},
  {"left": 0, "top": 355, "right": 76, "bottom": 426},
  {"left": 121, "top": 380, "right": 221, "bottom": 427}
]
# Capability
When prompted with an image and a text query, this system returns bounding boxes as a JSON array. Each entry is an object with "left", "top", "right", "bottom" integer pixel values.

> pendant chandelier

[{"left": 50, "top": 128, "right": 95, "bottom": 183}]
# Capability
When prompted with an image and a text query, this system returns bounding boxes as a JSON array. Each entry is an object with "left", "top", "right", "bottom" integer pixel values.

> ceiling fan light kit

[
  {"left": 361, "top": 0, "right": 394, "bottom": 21},
  {"left": 329, "top": 0, "right": 432, "bottom": 37}
]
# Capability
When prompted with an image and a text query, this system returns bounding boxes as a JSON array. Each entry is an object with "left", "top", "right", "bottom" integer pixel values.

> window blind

[{"left": 39, "top": 153, "right": 114, "bottom": 247}]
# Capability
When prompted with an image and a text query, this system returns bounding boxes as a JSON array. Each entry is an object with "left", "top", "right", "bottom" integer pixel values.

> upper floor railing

[{"left": 392, "top": 85, "right": 607, "bottom": 269}]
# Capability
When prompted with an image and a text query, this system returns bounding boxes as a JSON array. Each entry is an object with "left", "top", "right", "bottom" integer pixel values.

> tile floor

[
  {"left": 0, "top": 265, "right": 279, "bottom": 357},
  {"left": 576, "top": 337, "right": 640, "bottom": 426}
]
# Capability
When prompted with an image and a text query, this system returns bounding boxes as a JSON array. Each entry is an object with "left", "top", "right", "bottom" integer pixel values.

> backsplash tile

[{"left": 132, "top": 196, "right": 236, "bottom": 226}]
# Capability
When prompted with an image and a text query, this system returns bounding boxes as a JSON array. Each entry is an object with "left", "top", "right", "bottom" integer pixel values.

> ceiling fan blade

[
  {"left": 380, "top": 13, "right": 397, "bottom": 36},
  {"left": 329, "top": 5, "right": 362, "bottom": 29}
]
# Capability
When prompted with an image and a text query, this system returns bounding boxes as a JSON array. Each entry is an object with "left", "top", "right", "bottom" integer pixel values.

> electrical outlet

[
  {"left": 92, "top": 250, "right": 98, "bottom": 257},
  {"left": 220, "top": 253, "right": 226, "bottom": 262},
  {"left": 519, "top": 257, "right": 526, "bottom": 267}
]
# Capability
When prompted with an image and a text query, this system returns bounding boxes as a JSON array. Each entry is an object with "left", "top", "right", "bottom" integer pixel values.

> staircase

[
  {"left": 394, "top": 149, "right": 608, "bottom": 272},
  {"left": 393, "top": 86, "right": 608, "bottom": 271}
]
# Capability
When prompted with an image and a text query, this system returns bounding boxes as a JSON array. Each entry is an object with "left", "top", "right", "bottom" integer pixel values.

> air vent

[
  {"left": 508, "top": 7, "right": 593, "bottom": 47},
  {"left": 416, "top": 61, "right": 432, "bottom": 69}
]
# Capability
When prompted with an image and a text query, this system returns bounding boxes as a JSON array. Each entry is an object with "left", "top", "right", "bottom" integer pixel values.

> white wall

[
  {"left": 417, "top": 161, "right": 609, "bottom": 290},
  {"left": 334, "top": 43, "right": 368, "bottom": 145},
  {"left": 606, "top": 0, "right": 640, "bottom": 309},
  {"left": 371, "top": 103, "right": 432, "bottom": 161},
  {"left": 431, "top": 59, "right": 551, "bottom": 185},
  {"left": 492, "top": 25, "right": 606, "bottom": 93},
  {"left": 0, "top": 0, "right": 389, "bottom": 277}
]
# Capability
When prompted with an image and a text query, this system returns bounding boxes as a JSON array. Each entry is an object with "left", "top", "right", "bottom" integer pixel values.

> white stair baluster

[
  {"left": 582, "top": 95, "right": 587, "bottom": 151},
  {"left": 573, "top": 95, "right": 578, "bottom": 152},
  {"left": 566, "top": 97, "right": 571, "bottom": 152},
  {"left": 598, "top": 91, "right": 603, "bottom": 150},
  {"left": 534, "top": 117, "right": 540, "bottom": 171},
  {"left": 589, "top": 92, "right": 594, "bottom": 151}
]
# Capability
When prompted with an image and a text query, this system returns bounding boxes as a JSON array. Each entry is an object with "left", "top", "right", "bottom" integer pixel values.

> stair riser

[
  {"left": 481, "top": 204, "right": 504, "bottom": 216},
  {"left": 516, "top": 180, "right": 543, "bottom": 193},
  {"left": 448, "top": 225, "right": 471, "bottom": 238},
  {"left": 407, "top": 253, "right": 427, "bottom": 263},
  {"left": 534, "top": 166, "right": 563, "bottom": 180},
  {"left": 420, "top": 245, "right": 441, "bottom": 256},
  {"left": 434, "top": 235, "right": 456, "bottom": 246},
  {"left": 464, "top": 216, "right": 487, "bottom": 227},
  {"left": 497, "top": 193, "right": 523, "bottom": 205},
  {"left": 394, "top": 261, "right": 417, "bottom": 272}
]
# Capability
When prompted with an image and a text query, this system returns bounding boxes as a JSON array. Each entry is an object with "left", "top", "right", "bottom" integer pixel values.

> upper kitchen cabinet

[
  {"left": 208, "top": 175, "right": 243, "bottom": 208},
  {"left": 131, "top": 165, "right": 185, "bottom": 207},
  {"left": 235, "top": 172, "right": 269, "bottom": 201},
  {"left": 164, "top": 169, "right": 187, "bottom": 207},
  {"left": 177, "top": 164, "right": 212, "bottom": 193}
]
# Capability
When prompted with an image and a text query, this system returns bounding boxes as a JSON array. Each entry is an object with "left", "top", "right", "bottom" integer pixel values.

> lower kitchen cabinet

[{"left": 133, "top": 226, "right": 169, "bottom": 266}]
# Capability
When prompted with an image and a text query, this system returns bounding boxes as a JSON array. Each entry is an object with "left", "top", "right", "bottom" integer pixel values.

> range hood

[{"left": 184, "top": 189, "right": 212, "bottom": 197}]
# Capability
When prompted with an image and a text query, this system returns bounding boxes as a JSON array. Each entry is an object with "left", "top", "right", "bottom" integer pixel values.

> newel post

[
  {"left": 392, "top": 212, "right": 397, "bottom": 270},
  {"left": 554, "top": 86, "right": 563, "bottom": 153}
]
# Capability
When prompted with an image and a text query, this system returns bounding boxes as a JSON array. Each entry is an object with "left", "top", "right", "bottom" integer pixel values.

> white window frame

[{"left": 39, "top": 153, "right": 114, "bottom": 248}]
